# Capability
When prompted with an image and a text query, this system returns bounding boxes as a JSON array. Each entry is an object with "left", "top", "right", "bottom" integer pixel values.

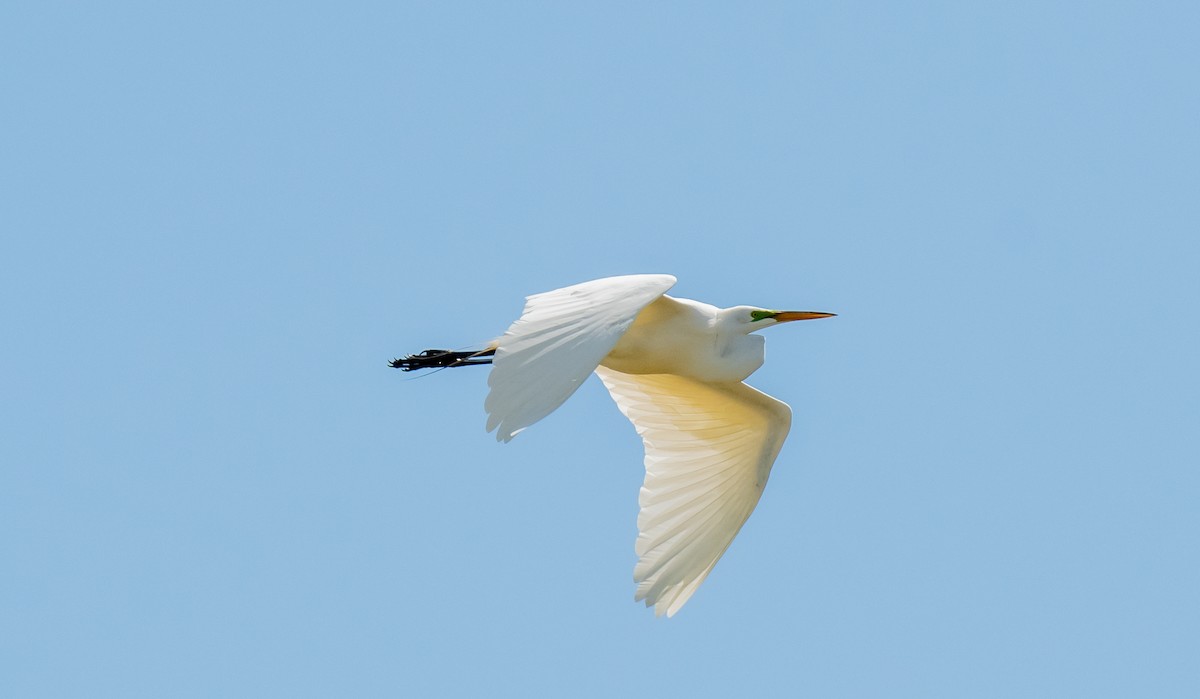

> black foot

[{"left": 389, "top": 348, "right": 495, "bottom": 371}]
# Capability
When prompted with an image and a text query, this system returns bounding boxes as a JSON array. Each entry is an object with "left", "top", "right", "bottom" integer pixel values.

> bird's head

[{"left": 725, "top": 306, "right": 837, "bottom": 333}]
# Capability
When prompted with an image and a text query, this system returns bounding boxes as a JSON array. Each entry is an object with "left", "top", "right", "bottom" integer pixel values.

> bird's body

[
  {"left": 603, "top": 295, "right": 766, "bottom": 381},
  {"left": 392, "top": 274, "right": 833, "bottom": 616}
]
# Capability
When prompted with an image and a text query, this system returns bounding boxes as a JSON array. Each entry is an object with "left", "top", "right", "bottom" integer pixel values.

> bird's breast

[{"left": 602, "top": 321, "right": 765, "bottom": 383}]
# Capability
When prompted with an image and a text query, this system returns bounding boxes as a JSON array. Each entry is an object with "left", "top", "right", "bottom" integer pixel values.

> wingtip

[{"left": 491, "top": 425, "right": 520, "bottom": 443}]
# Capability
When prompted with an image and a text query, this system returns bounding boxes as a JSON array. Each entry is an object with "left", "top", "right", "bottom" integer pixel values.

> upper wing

[
  {"left": 594, "top": 367, "right": 792, "bottom": 617},
  {"left": 484, "top": 274, "right": 676, "bottom": 442}
]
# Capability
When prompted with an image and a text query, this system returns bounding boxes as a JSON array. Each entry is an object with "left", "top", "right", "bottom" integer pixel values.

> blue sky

[{"left": 2, "top": 2, "right": 1198, "bottom": 696}]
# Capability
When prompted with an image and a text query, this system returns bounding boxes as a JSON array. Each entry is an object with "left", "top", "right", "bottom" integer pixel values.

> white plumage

[
  {"left": 408, "top": 274, "right": 833, "bottom": 616},
  {"left": 594, "top": 369, "right": 790, "bottom": 616},
  {"left": 485, "top": 275, "right": 678, "bottom": 441}
]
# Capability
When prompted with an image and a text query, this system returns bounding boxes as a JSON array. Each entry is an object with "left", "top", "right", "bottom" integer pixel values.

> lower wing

[{"left": 594, "top": 367, "right": 792, "bottom": 616}]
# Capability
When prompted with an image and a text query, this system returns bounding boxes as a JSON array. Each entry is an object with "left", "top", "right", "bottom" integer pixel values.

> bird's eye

[{"left": 750, "top": 310, "right": 777, "bottom": 322}]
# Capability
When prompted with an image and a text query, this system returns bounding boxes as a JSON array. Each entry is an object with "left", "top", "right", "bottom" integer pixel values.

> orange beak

[{"left": 773, "top": 311, "right": 837, "bottom": 322}]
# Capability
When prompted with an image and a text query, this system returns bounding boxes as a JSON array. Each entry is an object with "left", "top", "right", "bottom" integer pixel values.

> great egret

[{"left": 392, "top": 274, "right": 834, "bottom": 616}]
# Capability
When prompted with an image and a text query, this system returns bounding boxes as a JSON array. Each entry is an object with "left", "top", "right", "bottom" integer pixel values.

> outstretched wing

[
  {"left": 594, "top": 367, "right": 792, "bottom": 617},
  {"left": 485, "top": 274, "right": 676, "bottom": 442}
]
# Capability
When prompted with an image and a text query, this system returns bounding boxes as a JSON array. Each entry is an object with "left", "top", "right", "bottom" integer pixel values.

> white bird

[{"left": 392, "top": 274, "right": 834, "bottom": 616}]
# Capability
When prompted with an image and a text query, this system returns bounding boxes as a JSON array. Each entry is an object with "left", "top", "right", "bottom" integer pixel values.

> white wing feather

[
  {"left": 594, "top": 368, "right": 792, "bottom": 617},
  {"left": 484, "top": 274, "right": 676, "bottom": 442}
]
